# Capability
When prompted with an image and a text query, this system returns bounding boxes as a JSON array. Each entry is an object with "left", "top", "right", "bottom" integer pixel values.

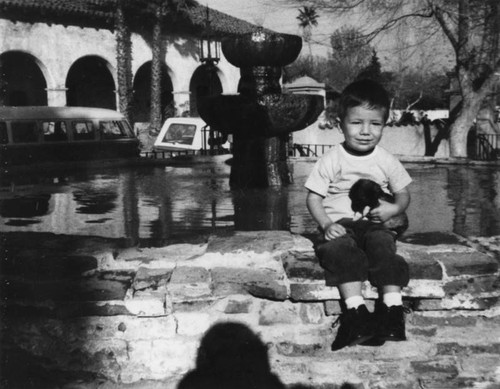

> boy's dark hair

[{"left": 338, "top": 79, "right": 390, "bottom": 122}]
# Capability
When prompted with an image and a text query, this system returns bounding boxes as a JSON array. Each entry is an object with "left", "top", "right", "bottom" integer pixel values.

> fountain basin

[
  {"left": 198, "top": 93, "right": 324, "bottom": 137},
  {"left": 199, "top": 30, "right": 319, "bottom": 187},
  {"left": 222, "top": 30, "right": 302, "bottom": 67}
]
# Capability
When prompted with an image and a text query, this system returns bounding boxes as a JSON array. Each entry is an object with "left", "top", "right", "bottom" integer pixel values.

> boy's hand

[
  {"left": 323, "top": 222, "right": 347, "bottom": 240},
  {"left": 368, "top": 200, "right": 399, "bottom": 223},
  {"left": 353, "top": 206, "right": 371, "bottom": 221}
]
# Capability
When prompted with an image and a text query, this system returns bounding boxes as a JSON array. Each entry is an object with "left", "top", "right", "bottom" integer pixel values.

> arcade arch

[
  {"left": 66, "top": 56, "right": 116, "bottom": 109},
  {"left": 132, "top": 61, "right": 173, "bottom": 123},
  {"left": 189, "top": 64, "right": 222, "bottom": 117},
  {"left": 0, "top": 51, "right": 48, "bottom": 106}
]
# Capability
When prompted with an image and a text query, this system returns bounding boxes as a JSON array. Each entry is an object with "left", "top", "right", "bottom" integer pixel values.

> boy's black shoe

[
  {"left": 358, "top": 318, "right": 385, "bottom": 346},
  {"left": 359, "top": 303, "right": 385, "bottom": 346},
  {"left": 377, "top": 304, "right": 407, "bottom": 342},
  {"left": 331, "top": 305, "right": 374, "bottom": 351}
]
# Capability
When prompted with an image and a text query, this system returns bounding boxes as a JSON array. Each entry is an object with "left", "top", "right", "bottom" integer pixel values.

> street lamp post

[
  {"left": 198, "top": 7, "right": 220, "bottom": 65},
  {"left": 198, "top": 7, "right": 221, "bottom": 154}
]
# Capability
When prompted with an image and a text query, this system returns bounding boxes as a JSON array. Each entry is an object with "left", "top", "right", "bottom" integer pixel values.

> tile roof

[
  {"left": 0, "top": 0, "right": 264, "bottom": 35},
  {"left": 284, "top": 76, "right": 325, "bottom": 89},
  {"left": 187, "top": 3, "right": 265, "bottom": 36}
]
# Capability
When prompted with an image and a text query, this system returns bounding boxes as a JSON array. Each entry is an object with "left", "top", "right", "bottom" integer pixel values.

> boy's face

[{"left": 340, "top": 104, "right": 385, "bottom": 153}]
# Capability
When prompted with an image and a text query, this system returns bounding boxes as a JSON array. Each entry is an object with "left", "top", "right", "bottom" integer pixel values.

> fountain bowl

[
  {"left": 198, "top": 93, "right": 324, "bottom": 137},
  {"left": 222, "top": 30, "right": 302, "bottom": 68}
]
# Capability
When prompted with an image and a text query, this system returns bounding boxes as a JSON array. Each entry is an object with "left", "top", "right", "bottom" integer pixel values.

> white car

[{"left": 153, "top": 117, "right": 230, "bottom": 152}]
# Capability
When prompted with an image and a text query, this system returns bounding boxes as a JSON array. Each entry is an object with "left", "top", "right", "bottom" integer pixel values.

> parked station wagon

[{"left": 0, "top": 106, "right": 140, "bottom": 166}]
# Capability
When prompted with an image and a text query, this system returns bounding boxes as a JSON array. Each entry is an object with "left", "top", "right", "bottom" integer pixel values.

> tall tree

[
  {"left": 329, "top": 26, "right": 373, "bottom": 90},
  {"left": 432, "top": 0, "right": 500, "bottom": 157},
  {"left": 296, "top": 6, "right": 319, "bottom": 58},
  {"left": 274, "top": 0, "right": 500, "bottom": 158},
  {"left": 356, "top": 49, "right": 382, "bottom": 82}
]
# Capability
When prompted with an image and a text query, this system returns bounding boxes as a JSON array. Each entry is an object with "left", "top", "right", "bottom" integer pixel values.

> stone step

[
  {"left": 3, "top": 235, "right": 499, "bottom": 306},
  {"left": 3, "top": 310, "right": 499, "bottom": 388},
  {"left": 1, "top": 230, "right": 500, "bottom": 388}
]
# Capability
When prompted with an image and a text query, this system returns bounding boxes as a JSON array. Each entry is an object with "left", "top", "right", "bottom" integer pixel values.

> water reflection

[
  {"left": 0, "top": 194, "right": 51, "bottom": 217},
  {"left": 1, "top": 158, "right": 500, "bottom": 246},
  {"left": 73, "top": 188, "right": 117, "bottom": 214},
  {"left": 233, "top": 188, "right": 289, "bottom": 230},
  {"left": 446, "top": 167, "right": 500, "bottom": 236}
]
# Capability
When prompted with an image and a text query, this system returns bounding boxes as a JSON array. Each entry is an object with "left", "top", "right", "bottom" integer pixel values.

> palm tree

[
  {"left": 150, "top": 0, "right": 164, "bottom": 134},
  {"left": 115, "top": 0, "right": 133, "bottom": 123},
  {"left": 114, "top": 0, "right": 195, "bottom": 131},
  {"left": 296, "top": 6, "right": 318, "bottom": 59},
  {"left": 149, "top": 0, "right": 195, "bottom": 132}
]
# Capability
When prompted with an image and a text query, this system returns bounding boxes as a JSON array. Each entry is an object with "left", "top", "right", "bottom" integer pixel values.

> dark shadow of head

[{"left": 177, "top": 321, "right": 285, "bottom": 389}]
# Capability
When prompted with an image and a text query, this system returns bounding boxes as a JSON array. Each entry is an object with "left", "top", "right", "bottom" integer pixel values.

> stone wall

[{"left": 1, "top": 231, "right": 500, "bottom": 388}]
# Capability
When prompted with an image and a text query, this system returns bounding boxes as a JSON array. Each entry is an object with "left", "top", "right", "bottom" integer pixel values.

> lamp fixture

[{"left": 199, "top": 7, "right": 220, "bottom": 65}]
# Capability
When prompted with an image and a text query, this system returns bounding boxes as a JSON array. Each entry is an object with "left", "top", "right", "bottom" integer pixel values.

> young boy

[{"left": 305, "top": 79, "right": 412, "bottom": 351}]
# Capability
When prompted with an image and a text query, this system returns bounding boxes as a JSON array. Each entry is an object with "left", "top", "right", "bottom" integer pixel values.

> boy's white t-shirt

[{"left": 305, "top": 144, "right": 412, "bottom": 223}]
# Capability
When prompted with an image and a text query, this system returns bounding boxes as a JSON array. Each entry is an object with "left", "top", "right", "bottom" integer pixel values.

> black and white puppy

[{"left": 348, "top": 178, "right": 409, "bottom": 236}]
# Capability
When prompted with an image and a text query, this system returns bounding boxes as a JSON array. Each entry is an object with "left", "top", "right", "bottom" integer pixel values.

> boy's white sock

[
  {"left": 383, "top": 292, "right": 403, "bottom": 307},
  {"left": 345, "top": 295, "right": 365, "bottom": 310}
]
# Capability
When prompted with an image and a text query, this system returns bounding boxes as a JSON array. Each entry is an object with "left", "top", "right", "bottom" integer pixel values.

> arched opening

[
  {"left": 0, "top": 51, "right": 47, "bottom": 106},
  {"left": 132, "top": 61, "right": 173, "bottom": 123},
  {"left": 66, "top": 56, "right": 116, "bottom": 109},
  {"left": 189, "top": 64, "right": 222, "bottom": 117}
]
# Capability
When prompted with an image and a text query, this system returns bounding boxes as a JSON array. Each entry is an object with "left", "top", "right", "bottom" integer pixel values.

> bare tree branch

[
  {"left": 457, "top": 0, "right": 470, "bottom": 55},
  {"left": 275, "top": 0, "right": 366, "bottom": 12},
  {"left": 362, "top": 9, "right": 434, "bottom": 43},
  {"left": 406, "top": 91, "right": 423, "bottom": 110},
  {"left": 430, "top": 3, "right": 458, "bottom": 51}
]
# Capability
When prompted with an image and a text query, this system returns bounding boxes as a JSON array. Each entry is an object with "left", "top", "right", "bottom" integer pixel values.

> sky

[
  {"left": 204, "top": 0, "right": 333, "bottom": 57},
  {"left": 203, "top": 0, "right": 455, "bottom": 73}
]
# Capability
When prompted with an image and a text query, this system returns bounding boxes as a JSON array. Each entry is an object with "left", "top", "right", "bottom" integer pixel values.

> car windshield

[{"left": 162, "top": 123, "right": 197, "bottom": 145}]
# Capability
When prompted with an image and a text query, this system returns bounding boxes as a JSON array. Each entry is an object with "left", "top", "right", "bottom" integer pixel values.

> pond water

[{"left": 1, "top": 155, "right": 500, "bottom": 247}]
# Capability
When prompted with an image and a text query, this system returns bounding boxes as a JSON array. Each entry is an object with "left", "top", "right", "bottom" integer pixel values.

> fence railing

[
  {"left": 291, "top": 135, "right": 500, "bottom": 161},
  {"left": 141, "top": 143, "right": 336, "bottom": 160},
  {"left": 140, "top": 149, "right": 197, "bottom": 159},
  {"left": 288, "top": 143, "right": 333, "bottom": 157},
  {"left": 472, "top": 133, "right": 500, "bottom": 161},
  {"left": 200, "top": 126, "right": 232, "bottom": 155},
  {"left": 140, "top": 148, "right": 231, "bottom": 159},
  {"left": 142, "top": 137, "right": 500, "bottom": 161}
]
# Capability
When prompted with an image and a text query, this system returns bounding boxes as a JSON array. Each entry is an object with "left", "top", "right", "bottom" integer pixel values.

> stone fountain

[{"left": 198, "top": 29, "right": 324, "bottom": 188}]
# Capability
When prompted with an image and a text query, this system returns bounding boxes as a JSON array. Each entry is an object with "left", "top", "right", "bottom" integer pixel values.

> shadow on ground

[{"left": 177, "top": 321, "right": 360, "bottom": 389}]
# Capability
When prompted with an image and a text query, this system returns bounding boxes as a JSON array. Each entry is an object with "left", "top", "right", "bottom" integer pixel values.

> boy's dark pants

[{"left": 315, "top": 219, "right": 409, "bottom": 288}]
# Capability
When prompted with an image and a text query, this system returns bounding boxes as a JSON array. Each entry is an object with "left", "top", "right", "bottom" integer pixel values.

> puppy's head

[{"left": 349, "top": 179, "right": 384, "bottom": 213}]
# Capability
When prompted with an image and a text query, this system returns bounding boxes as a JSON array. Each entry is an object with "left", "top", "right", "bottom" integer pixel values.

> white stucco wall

[
  {"left": 0, "top": 21, "right": 116, "bottom": 90},
  {"left": 292, "top": 121, "right": 450, "bottom": 158}
]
